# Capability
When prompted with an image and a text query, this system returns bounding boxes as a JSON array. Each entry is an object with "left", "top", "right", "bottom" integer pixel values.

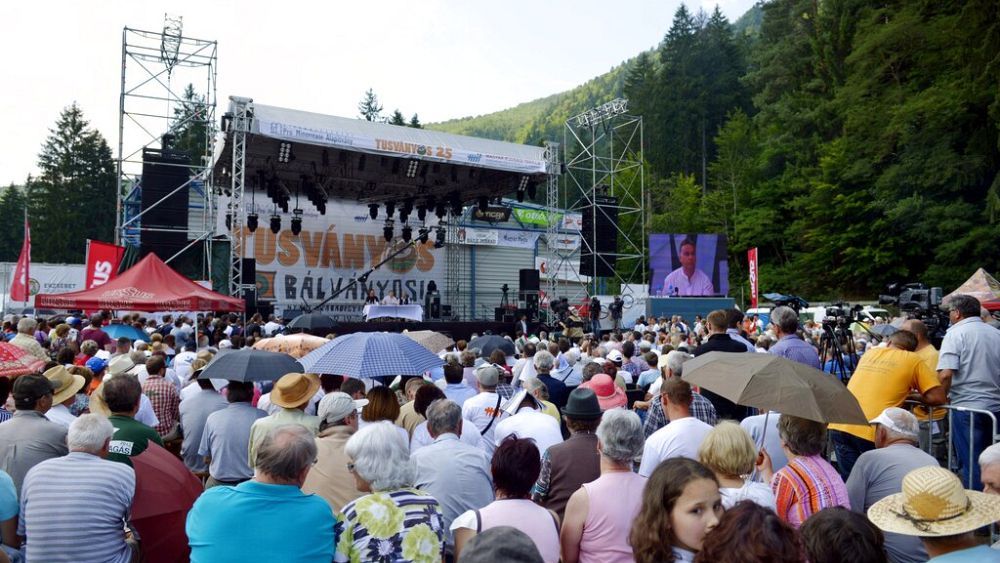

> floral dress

[{"left": 335, "top": 488, "right": 444, "bottom": 563}]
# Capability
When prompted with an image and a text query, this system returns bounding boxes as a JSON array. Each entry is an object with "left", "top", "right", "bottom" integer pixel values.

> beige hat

[
  {"left": 107, "top": 355, "right": 139, "bottom": 377},
  {"left": 271, "top": 373, "right": 320, "bottom": 409},
  {"left": 45, "top": 365, "right": 86, "bottom": 404},
  {"left": 88, "top": 382, "right": 110, "bottom": 417},
  {"left": 868, "top": 466, "right": 1000, "bottom": 536}
]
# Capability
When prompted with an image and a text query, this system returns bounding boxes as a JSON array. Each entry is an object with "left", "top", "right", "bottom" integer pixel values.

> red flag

[
  {"left": 10, "top": 218, "right": 30, "bottom": 302},
  {"left": 85, "top": 240, "right": 126, "bottom": 289},
  {"left": 748, "top": 247, "right": 758, "bottom": 309}
]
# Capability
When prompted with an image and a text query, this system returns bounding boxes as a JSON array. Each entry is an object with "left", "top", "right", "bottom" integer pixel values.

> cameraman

[
  {"left": 937, "top": 294, "right": 1000, "bottom": 489},
  {"left": 588, "top": 296, "right": 602, "bottom": 336}
]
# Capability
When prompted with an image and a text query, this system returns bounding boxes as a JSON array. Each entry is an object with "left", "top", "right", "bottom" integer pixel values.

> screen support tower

[
  {"left": 548, "top": 98, "right": 646, "bottom": 306},
  {"left": 115, "top": 15, "right": 218, "bottom": 278}
]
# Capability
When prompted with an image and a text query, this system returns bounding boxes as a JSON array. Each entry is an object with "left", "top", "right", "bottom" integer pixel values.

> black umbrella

[
  {"left": 468, "top": 335, "right": 515, "bottom": 357},
  {"left": 286, "top": 312, "right": 338, "bottom": 333},
  {"left": 198, "top": 348, "right": 302, "bottom": 382}
]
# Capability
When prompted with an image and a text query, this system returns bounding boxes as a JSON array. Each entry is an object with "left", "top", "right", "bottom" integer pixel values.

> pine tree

[
  {"left": 0, "top": 184, "right": 27, "bottom": 262},
  {"left": 172, "top": 83, "right": 209, "bottom": 166},
  {"left": 389, "top": 110, "right": 406, "bottom": 126},
  {"left": 408, "top": 114, "right": 422, "bottom": 129},
  {"left": 358, "top": 89, "right": 383, "bottom": 122}
]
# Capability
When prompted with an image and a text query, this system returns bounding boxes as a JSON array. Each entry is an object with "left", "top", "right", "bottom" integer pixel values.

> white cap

[
  {"left": 607, "top": 350, "right": 623, "bottom": 364},
  {"left": 869, "top": 407, "right": 919, "bottom": 439}
]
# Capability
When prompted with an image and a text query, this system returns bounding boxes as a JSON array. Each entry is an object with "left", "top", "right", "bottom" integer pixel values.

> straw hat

[
  {"left": 107, "top": 355, "right": 140, "bottom": 377},
  {"left": 45, "top": 365, "right": 86, "bottom": 405},
  {"left": 868, "top": 466, "right": 1000, "bottom": 537},
  {"left": 88, "top": 383, "right": 110, "bottom": 417},
  {"left": 270, "top": 373, "right": 320, "bottom": 409}
]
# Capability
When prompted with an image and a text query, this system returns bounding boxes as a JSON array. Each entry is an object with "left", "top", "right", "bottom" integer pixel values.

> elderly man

[
  {"left": 828, "top": 330, "right": 944, "bottom": 478},
  {"left": 937, "top": 294, "right": 1000, "bottom": 489},
  {"left": 413, "top": 399, "right": 494, "bottom": 555},
  {"left": 533, "top": 388, "right": 602, "bottom": 519},
  {"left": 9, "top": 318, "right": 47, "bottom": 361},
  {"left": 142, "top": 355, "right": 181, "bottom": 439},
  {"left": 19, "top": 415, "right": 136, "bottom": 563},
  {"left": 0, "top": 374, "right": 68, "bottom": 496},
  {"left": 248, "top": 373, "right": 320, "bottom": 467},
  {"left": 639, "top": 351, "right": 718, "bottom": 438},
  {"left": 638, "top": 378, "right": 713, "bottom": 477},
  {"left": 43, "top": 365, "right": 85, "bottom": 428},
  {"left": 493, "top": 390, "right": 563, "bottom": 459},
  {"left": 187, "top": 425, "right": 336, "bottom": 562},
  {"left": 462, "top": 364, "right": 509, "bottom": 456},
  {"left": 199, "top": 381, "right": 267, "bottom": 488},
  {"left": 846, "top": 408, "right": 938, "bottom": 563},
  {"left": 104, "top": 374, "right": 164, "bottom": 465},
  {"left": 179, "top": 376, "right": 228, "bottom": 474},
  {"left": 302, "top": 392, "right": 367, "bottom": 513},
  {"left": 768, "top": 305, "right": 821, "bottom": 369},
  {"left": 533, "top": 350, "right": 568, "bottom": 409}
]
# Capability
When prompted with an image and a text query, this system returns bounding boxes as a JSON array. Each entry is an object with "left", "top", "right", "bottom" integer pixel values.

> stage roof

[{"left": 214, "top": 99, "right": 552, "bottom": 207}]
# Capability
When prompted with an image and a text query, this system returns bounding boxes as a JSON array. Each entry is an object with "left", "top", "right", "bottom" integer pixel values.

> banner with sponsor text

[
  {"left": 748, "top": 247, "right": 758, "bottom": 309},
  {"left": 85, "top": 240, "right": 126, "bottom": 289}
]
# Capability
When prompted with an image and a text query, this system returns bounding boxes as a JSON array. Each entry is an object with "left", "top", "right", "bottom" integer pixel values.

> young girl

[{"left": 630, "top": 458, "right": 724, "bottom": 563}]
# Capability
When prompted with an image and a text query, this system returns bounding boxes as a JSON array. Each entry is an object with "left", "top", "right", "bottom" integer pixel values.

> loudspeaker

[
  {"left": 580, "top": 195, "right": 618, "bottom": 277},
  {"left": 140, "top": 146, "right": 191, "bottom": 257},
  {"left": 242, "top": 288, "right": 257, "bottom": 311},
  {"left": 494, "top": 307, "right": 506, "bottom": 322},
  {"left": 519, "top": 269, "right": 540, "bottom": 292},
  {"left": 525, "top": 293, "right": 539, "bottom": 320},
  {"left": 241, "top": 258, "right": 256, "bottom": 284}
]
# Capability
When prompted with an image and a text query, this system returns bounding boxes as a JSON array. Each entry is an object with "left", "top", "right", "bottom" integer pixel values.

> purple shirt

[{"left": 769, "top": 335, "right": 821, "bottom": 369}]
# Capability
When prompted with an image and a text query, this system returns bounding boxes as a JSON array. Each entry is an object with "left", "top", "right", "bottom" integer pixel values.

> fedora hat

[
  {"left": 561, "top": 388, "right": 602, "bottom": 420},
  {"left": 271, "top": 373, "right": 320, "bottom": 409},
  {"left": 44, "top": 365, "right": 86, "bottom": 405},
  {"left": 107, "top": 355, "right": 139, "bottom": 377},
  {"left": 868, "top": 466, "right": 1000, "bottom": 537}
]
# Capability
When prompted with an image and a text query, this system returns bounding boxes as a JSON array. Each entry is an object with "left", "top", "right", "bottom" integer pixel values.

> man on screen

[{"left": 662, "top": 238, "right": 714, "bottom": 296}]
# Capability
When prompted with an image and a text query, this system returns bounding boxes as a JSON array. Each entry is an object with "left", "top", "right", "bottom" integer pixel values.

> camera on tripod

[{"left": 878, "top": 282, "right": 948, "bottom": 343}]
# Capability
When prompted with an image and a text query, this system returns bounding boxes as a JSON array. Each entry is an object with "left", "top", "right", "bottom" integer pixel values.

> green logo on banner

[{"left": 513, "top": 208, "right": 562, "bottom": 227}]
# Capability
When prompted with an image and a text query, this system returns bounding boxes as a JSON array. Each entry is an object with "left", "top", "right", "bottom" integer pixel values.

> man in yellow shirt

[{"left": 829, "top": 330, "right": 945, "bottom": 479}]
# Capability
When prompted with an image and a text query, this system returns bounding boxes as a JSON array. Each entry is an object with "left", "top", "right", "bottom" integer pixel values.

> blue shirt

[
  {"left": 769, "top": 334, "right": 821, "bottom": 369},
  {"left": 198, "top": 402, "right": 267, "bottom": 482},
  {"left": 637, "top": 368, "right": 660, "bottom": 388},
  {"left": 937, "top": 317, "right": 1000, "bottom": 411},
  {"left": 928, "top": 545, "right": 1000, "bottom": 562},
  {"left": 187, "top": 480, "right": 337, "bottom": 563},
  {"left": 444, "top": 383, "right": 478, "bottom": 408}
]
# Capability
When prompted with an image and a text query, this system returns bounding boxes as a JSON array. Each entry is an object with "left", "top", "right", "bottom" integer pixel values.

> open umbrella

[
  {"left": 101, "top": 323, "right": 151, "bottom": 342},
  {"left": 403, "top": 330, "right": 454, "bottom": 353},
  {"left": 198, "top": 348, "right": 302, "bottom": 382},
  {"left": 468, "top": 335, "right": 515, "bottom": 357},
  {"left": 868, "top": 324, "right": 898, "bottom": 337},
  {"left": 0, "top": 343, "right": 47, "bottom": 377},
  {"left": 681, "top": 351, "right": 868, "bottom": 424},
  {"left": 252, "top": 333, "right": 331, "bottom": 359},
  {"left": 298, "top": 332, "right": 444, "bottom": 379},
  {"left": 286, "top": 312, "right": 337, "bottom": 333},
  {"left": 130, "top": 443, "right": 203, "bottom": 563}
]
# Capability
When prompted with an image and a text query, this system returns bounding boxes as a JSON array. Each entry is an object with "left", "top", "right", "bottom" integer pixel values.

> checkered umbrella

[
  {"left": 0, "top": 342, "right": 47, "bottom": 377},
  {"left": 297, "top": 331, "right": 444, "bottom": 379}
]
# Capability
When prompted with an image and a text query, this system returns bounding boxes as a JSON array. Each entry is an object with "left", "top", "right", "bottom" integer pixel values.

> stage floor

[{"left": 312, "top": 320, "right": 520, "bottom": 342}]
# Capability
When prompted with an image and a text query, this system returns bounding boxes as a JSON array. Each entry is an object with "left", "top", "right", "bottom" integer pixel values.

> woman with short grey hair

[
  {"left": 338, "top": 421, "right": 445, "bottom": 562},
  {"left": 560, "top": 409, "right": 647, "bottom": 563}
]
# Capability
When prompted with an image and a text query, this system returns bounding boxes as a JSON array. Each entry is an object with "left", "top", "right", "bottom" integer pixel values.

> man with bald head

[{"left": 900, "top": 318, "right": 937, "bottom": 374}]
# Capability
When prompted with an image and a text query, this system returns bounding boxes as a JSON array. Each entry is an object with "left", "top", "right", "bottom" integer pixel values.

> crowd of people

[{"left": 0, "top": 294, "right": 996, "bottom": 562}]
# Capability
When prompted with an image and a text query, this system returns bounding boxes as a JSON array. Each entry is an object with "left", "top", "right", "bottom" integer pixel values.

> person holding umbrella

[{"left": 247, "top": 373, "right": 321, "bottom": 467}]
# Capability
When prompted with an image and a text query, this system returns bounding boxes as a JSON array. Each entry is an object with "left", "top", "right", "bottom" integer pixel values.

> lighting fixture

[
  {"left": 383, "top": 220, "right": 394, "bottom": 242},
  {"left": 246, "top": 213, "right": 259, "bottom": 233},
  {"left": 369, "top": 204, "right": 379, "bottom": 220},
  {"left": 417, "top": 227, "right": 430, "bottom": 244},
  {"left": 405, "top": 159, "right": 419, "bottom": 178},
  {"left": 225, "top": 213, "right": 232, "bottom": 231},
  {"left": 277, "top": 142, "right": 293, "bottom": 163},
  {"left": 401, "top": 224, "right": 413, "bottom": 242},
  {"left": 269, "top": 215, "right": 281, "bottom": 234},
  {"left": 527, "top": 180, "right": 537, "bottom": 200},
  {"left": 386, "top": 201, "right": 396, "bottom": 218},
  {"left": 290, "top": 209, "right": 303, "bottom": 236},
  {"left": 434, "top": 227, "right": 446, "bottom": 248}
]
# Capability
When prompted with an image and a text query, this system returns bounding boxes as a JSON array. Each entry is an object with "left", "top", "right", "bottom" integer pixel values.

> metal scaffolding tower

[{"left": 115, "top": 15, "right": 218, "bottom": 277}]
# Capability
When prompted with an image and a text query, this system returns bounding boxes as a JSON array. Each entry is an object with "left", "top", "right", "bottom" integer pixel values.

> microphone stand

[{"left": 303, "top": 239, "right": 417, "bottom": 313}]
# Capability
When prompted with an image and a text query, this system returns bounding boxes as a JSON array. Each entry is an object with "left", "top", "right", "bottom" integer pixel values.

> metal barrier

[{"left": 905, "top": 401, "right": 998, "bottom": 489}]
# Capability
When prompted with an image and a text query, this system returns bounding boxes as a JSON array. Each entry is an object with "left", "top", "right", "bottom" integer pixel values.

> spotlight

[
  {"left": 290, "top": 209, "right": 303, "bottom": 236},
  {"left": 406, "top": 159, "right": 419, "bottom": 178},
  {"left": 416, "top": 205, "right": 427, "bottom": 222},
  {"left": 247, "top": 213, "right": 259, "bottom": 233},
  {"left": 434, "top": 227, "right": 446, "bottom": 249},
  {"left": 369, "top": 204, "right": 379, "bottom": 220},
  {"left": 527, "top": 180, "right": 537, "bottom": 200},
  {"left": 478, "top": 197, "right": 488, "bottom": 212},
  {"left": 516, "top": 189, "right": 525, "bottom": 203},
  {"left": 383, "top": 220, "right": 394, "bottom": 242},
  {"left": 435, "top": 203, "right": 446, "bottom": 219},
  {"left": 225, "top": 213, "right": 232, "bottom": 231},
  {"left": 277, "top": 142, "right": 294, "bottom": 164},
  {"left": 386, "top": 201, "right": 395, "bottom": 218},
  {"left": 401, "top": 224, "right": 412, "bottom": 242},
  {"left": 270, "top": 215, "right": 281, "bottom": 234},
  {"left": 417, "top": 227, "right": 430, "bottom": 244}
]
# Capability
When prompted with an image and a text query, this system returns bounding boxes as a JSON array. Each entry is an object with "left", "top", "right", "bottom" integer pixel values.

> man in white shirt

[
  {"left": 661, "top": 238, "right": 714, "bottom": 296},
  {"left": 638, "top": 377, "right": 713, "bottom": 477},
  {"left": 381, "top": 291, "right": 400, "bottom": 306},
  {"left": 43, "top": 365, "right": 85, "bottom": 428},
  {"left": 493, "top": 390, "right": 562, "bottom": 459},
  {"left": 262, "top": 315, "right": 283, "bottom": 337},
  {"left": 512, "top": 343, "right": 537, "bottom": 387},
  {"left": 461, "top": 365, "right": 509, "bottom": 456}
]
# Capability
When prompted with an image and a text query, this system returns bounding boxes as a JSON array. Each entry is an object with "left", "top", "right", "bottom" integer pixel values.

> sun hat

[
  {"left": 107, "top": 355, "right": 139, "bottom": 377},
  {"left": 584, "top": 374, "right": 626, "bottom": 411},
  {"left": 868, "top": 466, "right": 1000, "bottom": 536},
  {"left": 475, "top": 364, "right": 501, "bottom": 387},
  {"left": 561, "top": 388, "right": 602, "bottom": 420},
  {"left": 459, "top": 525, "right": 543, "bottom": 563},
  {"left": 869, "top": 407, "right": 919, "bottom": 439},
  {"left": 44, "top": 365, "right": 86, "bottom": 404},
  {"left": 270, "top": 373, "right": 320, "bottom": 409},
  {"left": 85, "top": 356, "right": 108, "bottom": 375},
  {"left": 317, "top": 391, "right": 368, "bottom": 424}
]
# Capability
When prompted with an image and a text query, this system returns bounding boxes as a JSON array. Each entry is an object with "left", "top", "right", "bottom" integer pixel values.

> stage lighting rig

[
  {"left": 434, "top": 226, "right": 446, "bottom": 248},
  {"left": 247, "top": 213, "right": 259, "bottom": 233},
  {"left": 290, "top": 209, "right": 303, "bottom": 236},
  {"left": 386, "top": 201, "right": 396, "bottom": 218},
  {"left": 277, "top": 142, "right": 294, "bottom": 164},
  {"left": 383, "top": 219, "right": 395, "bottom": 242},
  {"left": 417, "top": 227, "right": 430, "bottom": 244},
  {"left": 405, "top": 159, "right": 419, "bottom": 178},
  {"left": 401, "top": 223, "right": 413, "bottom": 242},
  {"left": 270, "top": 214, "right": 281, "bottom": 234},
  {"left": 368, "top": 204, "right": 379, "bottom": 220}
]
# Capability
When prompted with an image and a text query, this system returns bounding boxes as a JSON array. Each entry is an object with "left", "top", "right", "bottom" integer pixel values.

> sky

[{"left": 0, "top": 0, "right": 757, "bottom": 186}]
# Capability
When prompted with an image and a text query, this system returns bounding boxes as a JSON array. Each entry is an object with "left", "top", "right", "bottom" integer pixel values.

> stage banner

[
  {"left": 227, "top": 197, "right": 445, "bottom": 320},
  {"left": 455, "top": 227, "right": 499, "bottom": 246},
  {"left": 85, "top": 240, "right": 126, "bottom": 289},
  {"left": 10, "top": 220, "right": 30, "bottom": 302},
  {"left": 748, "top": 247, "right": 758, "bottom": 308},
  {"left": 513, "top": 208, "right": 560, "bottom": 228},
  {"left": 562, "top": 213, "right": 583, "bottom": 232},
  {"left": 498, "top": 230, "right": 540, "bottom": 249},
  {"left": 548, "top": 234, "right": 581, "bottom": 252}
]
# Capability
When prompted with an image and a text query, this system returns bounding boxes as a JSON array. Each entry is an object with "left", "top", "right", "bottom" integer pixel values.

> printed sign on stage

[{"left": 649, "top": 234, "right": 729, "bottom": 297}]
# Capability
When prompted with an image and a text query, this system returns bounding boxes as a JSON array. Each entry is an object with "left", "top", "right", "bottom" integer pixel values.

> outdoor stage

[{"left": 302, "top": 320, "right": 527, "bottom": 342}]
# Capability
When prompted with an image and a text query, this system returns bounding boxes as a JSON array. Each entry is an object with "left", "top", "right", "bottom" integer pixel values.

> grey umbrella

[
  {"left": 198, "top": 348, "right": 303, "bottom": 382},
  {"left": 468, "top": 335, "right": 515, "bottom": 357}
]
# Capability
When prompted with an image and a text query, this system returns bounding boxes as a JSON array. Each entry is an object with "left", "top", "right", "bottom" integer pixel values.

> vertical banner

[
  {"left": 10, "top": 218, "right": 30, "bottom": 302},
  {"left": 748, "top": 247, "right": 758, "bottom": 309},
  {"left": 85, "top": 240, "right": 126, "bottom": 289}
]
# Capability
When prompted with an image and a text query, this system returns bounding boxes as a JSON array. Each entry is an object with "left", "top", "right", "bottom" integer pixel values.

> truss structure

[
  {"left": 548, "top": 98, "right": 646, "bottom": 304},
  {"left": 115, "top": 16, "right": 218, "bottom": 277}
]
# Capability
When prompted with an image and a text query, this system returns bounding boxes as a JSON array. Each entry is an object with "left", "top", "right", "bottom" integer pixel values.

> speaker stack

[
  {"left": 139, "top": 146, "right": 191, "bottom": 259},
  {"left": 519, "top": 268, "right": 540, "bottom": 320},
  {"left": 580, "top": 195, "right": 618, "bottom": 277}
]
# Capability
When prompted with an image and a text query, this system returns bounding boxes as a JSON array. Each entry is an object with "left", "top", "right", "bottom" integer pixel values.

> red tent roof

[{"left": 34, "top": 253, "right": 245, "bottom": 312}]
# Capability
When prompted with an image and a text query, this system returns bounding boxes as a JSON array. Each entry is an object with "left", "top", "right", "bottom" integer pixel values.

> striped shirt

[
  {"left": 19, "top": 451, "right": 135, "bottom": 562},
  {"left": 771, "top": 454, "right": 850, "bottom": 528}
]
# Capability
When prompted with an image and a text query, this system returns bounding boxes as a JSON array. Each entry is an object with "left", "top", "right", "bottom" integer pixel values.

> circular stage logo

[{"left": 28, "top": 278, "right": 40, "bottom": 296}]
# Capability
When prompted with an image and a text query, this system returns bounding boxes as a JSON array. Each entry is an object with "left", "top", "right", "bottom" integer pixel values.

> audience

[
  {"left": 695, "top": 501, "right": 804, "bottom": 563},
  {"left": 698, "top": 421, "right": 776, "bottom": 510},
  {"left": 801, "top": 507, "right": 887, "bottom": 563}
]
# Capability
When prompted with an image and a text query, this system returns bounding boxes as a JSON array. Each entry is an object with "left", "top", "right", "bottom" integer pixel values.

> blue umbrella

[
  {"left": 198, "top": 348, "right": 302, "bottom": 382},
  {"left": 101, "top": 324, "right": 151, "bottom": 342},
  {"left": 297, "top": 332, "right": 444, "bottom": 379}
]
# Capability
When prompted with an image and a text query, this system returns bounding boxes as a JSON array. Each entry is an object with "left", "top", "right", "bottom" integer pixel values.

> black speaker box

[
  {"left": 519, "top": 269, "right": 540, "bottom": 292},
  {"left": 580, "top": 195, "right": 618, "bottom": 276},
  {"left": 140, "top": 147, "right": 191, "bottom": 257}
]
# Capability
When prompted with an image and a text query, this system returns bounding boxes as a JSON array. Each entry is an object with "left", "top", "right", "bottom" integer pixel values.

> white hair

[
  {"left": 17, "top": 317, "right": 37, "bottom": 334},
  {"left": 665, "top": 350, "right": 692, "bottom": 377},
  {"left": 771, "top": 306, "right": 799, "bottom": 334},
  {"left": 596, "top": 408, "right": 644, "bottom": 463},
  {"left": 564, "top": 349, "right": 580, "bottom": 366},
  {"left": 533, "top": 350, "right": 555, "bottom": 372},
  {"left": 344, "top": 421, "right": 415, "bottom": 491},
  {"left": 980, "top": 443, "right": 1000, "bottom": 468},
  {"left": 68, "top": 414, "right": 115, "bottom": 453}
]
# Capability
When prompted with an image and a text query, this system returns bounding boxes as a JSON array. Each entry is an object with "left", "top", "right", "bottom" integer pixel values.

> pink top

[
  {"left": 579, "top": 471, "right": 648, "bottom": 563},
  {"left": 478, "top": 499, "right": 560, "bottom": 563}
]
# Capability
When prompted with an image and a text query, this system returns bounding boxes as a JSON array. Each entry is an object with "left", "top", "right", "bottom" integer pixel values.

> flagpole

[{"left": 22, "top": 207, "right": 28, "bottom": 309}]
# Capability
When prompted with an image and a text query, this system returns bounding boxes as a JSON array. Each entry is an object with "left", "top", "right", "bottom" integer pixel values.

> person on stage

[
  {"left": 365, "top": 289, "right": 379, "bottom": 305},
  {"left": 662, "top": 238, "right": 714, "bottom": 297},
  {"left": 589, "top": 296, "right": 602, "bottom": 336},
  {"left": 381, "top": 291, "right": 400, "bottom": 306}
]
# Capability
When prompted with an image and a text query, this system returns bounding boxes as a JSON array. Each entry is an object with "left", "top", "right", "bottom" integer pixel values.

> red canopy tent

[{"left": 34, "top": 253, "right": 244, "bottom": 312}]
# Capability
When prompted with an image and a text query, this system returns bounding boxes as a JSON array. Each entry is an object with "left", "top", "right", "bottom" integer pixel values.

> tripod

[{"left": 818, "top": 320, "right": 858, "bottom": 384}]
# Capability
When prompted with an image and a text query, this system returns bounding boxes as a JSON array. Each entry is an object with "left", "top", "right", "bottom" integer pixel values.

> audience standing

[
  {"left": 198, "top": 381, "right": 266, "bottom": 488},
  {"left": 638, "top": 378, "right": 713, "bottom": 477}
]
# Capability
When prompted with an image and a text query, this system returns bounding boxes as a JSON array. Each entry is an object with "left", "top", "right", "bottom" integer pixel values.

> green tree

[
  {"left": 358, "top": 88, "right": 383, "bottom": 122},
  {"left": 408, "top": 114, "right": 422, "bottom": 129},
  {"left": 388, "top": 109, "right": 406, "bottom": 126},
  {"left": 171, "top": 83, "right": 209, "bottom": 165},
  {"left": 0, "top": 184, "right": 27, "bottom": 262}
]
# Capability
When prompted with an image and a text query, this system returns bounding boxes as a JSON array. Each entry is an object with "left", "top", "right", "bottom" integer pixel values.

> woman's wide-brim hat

[
  {"left": 271, "top": 372, "right": 320, "bottom": 409},
  {"left": 868, "top": 466, "right": 1000, "bottom": 537}
]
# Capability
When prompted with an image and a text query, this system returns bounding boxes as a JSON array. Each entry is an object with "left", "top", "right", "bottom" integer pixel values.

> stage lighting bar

[
  {"left": 270, "top": 215, "right": 281, "bottom": 234},
  {"left": 406, "top": 159, "right": 419, "bottom": 178},
  {"left": 290, "top": 209, "right": 303, "bottom": 236},
  {"left": 247, "top": 213, "right": 259, "bottom": 233},
  {"left": 572, "top": 98, "right": 629, "bottom": 128},
  {"left": 278, "top": 142, "right": 294, "bottom": 163},
  {"left": 383, "top": 219, "right": 394, "bottom": 242}
]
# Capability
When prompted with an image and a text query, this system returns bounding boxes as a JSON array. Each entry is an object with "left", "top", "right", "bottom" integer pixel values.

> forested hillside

[{"left": 432, "top": 0, "right": 1000, "bottom": 300}]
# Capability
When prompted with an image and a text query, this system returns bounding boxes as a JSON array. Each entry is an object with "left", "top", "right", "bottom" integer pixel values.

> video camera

[
  {"left": 879, "top": 282, "right": 948, "bottom": 342},
  {"left": 763, "top": 293, "right": 810, "bottom": 313}
]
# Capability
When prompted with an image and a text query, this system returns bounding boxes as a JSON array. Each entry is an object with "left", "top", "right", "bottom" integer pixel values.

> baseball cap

[
  {"left": 459, "top": 526, "right": 542, "bottom": 563},
  {"left": 86, "top": 356, "right": 109, "bottom": 374},
  {"left": 475, "top": 364, "right": 501, "bottom": 387},
  {"left": 869, "top": 407, "right": 919, "bottom": 438},
  {"left": 13, "top": 374, "right": 55, "bottom": 409},
  {"left": 607, "top": 350, "right": 623, "bottom": 365},
  {"left": 317, "top": 392, "right": 368, "bottom": 424}
]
